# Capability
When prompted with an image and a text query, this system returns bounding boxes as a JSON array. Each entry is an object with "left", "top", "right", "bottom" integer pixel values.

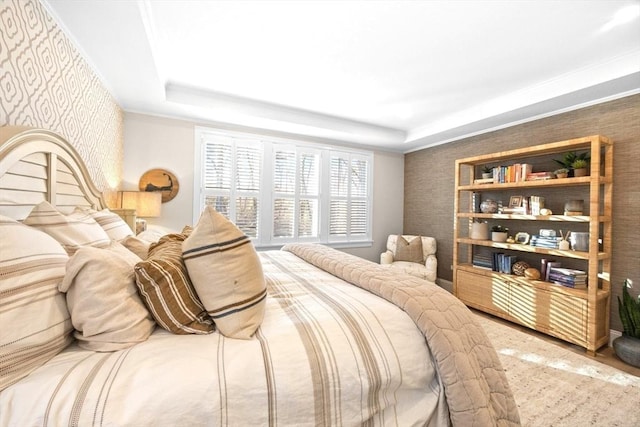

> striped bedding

[{"left": 0, "top": 245, "right": 519, "bottom": 426}]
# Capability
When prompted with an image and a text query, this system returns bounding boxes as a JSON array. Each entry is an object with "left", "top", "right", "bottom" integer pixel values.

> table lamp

[{"left": 117, "top": 191, "right": 162, "bottom": 234}]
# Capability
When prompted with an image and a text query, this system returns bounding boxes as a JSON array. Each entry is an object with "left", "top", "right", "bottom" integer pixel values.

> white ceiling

[{"left": 44, "top": 0, "right": 640, "bottom": 152}]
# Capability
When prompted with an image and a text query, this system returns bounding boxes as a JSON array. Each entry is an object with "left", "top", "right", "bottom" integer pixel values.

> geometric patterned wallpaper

[{"left": 0, "top": 0, "right": 123, "bottom": 191}]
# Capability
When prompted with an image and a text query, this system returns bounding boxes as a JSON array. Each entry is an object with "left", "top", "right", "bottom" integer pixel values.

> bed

[{"left": 0, "top": 126, "right": 520, "bottom": 426}]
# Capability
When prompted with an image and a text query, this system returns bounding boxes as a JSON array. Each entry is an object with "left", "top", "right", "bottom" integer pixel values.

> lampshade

[{"left": 117, "top": 191, "right": 162, "bottom": 218}]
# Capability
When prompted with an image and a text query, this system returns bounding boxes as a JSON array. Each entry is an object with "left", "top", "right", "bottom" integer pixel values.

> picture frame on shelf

[{"left": 509, "top": 195, "right": 523, "bottom": 208}]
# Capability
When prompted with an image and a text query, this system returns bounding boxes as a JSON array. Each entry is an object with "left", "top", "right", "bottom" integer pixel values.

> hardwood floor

[{"left": 473, "top": 309, "right": 640, "bottom": 377}]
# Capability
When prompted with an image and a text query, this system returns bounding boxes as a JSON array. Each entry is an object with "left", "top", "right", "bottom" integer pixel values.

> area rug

[{"left": 475, "top": 313, "right": 640, "bottom": 427}]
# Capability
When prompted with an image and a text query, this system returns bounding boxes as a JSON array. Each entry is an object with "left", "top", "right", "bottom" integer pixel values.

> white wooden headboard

[{"left": 0, "top": 126, "right": 107, "bottom": 220}]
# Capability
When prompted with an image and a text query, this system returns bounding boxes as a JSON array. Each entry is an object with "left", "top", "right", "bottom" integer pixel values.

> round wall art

[{"left": 139, "top": 168, "right": 179, "bottom": 203}]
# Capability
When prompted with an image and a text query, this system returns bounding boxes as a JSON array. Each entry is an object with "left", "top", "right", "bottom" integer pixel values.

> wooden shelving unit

[{"left": 453, "top": 135, "right": 613, "bottom": 354}]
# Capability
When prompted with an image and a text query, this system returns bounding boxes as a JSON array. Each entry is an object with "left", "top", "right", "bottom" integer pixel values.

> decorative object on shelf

[
  {"left": 471, "top": 221, "right": 489, "bottom": 240},
  {"left": 523, "top": 267, "right": 541, "bottom": 280},
  {"left": 553, "top": 168, "right": 569, "bottom": 179},
  {"left": 613, "top": 278, "right": 640, "bottom": 368},
  {"left": 491, "top": 225, "right": 508, "bottom": 242},
  {"left": 539, "top": 208, "right": 553, "bottom": 215},
  {"left": 139, "top": 168, "right": 179, "bottom": 203},
  {"left": 569, "top": 232, "right": 589, "bottom": 251},
  {"left": 571, "top": 159, "right": 589, "bottom": 177},
  {"left": 116, "top": 191, "right": 162, "bottom": 234},
  {"left": 553, "top": 151, "right": 590, "bottom": 177},
  {"left": 514, "top": 232, "right": 530, "bottom": 244},
  {"left": 481, "top": 165, "right": 493, "bottom": 179},
  {"left": 508, "top": 195, "right": 523, "bottom": 208},
  {"left": 558, "top": 230, "right": 571, "bottom": 250},
  {"left": 512, "top": 261, "right": 530, "bottom": 276},
  {"left": 564, "top": 199, "right": 584, "bottom": 215},
  {"left": 480, "top": 199, "right": 498, "bottom": 213}
]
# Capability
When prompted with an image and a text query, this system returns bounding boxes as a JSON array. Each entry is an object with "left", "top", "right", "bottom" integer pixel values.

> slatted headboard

[{"left": 0, "top": 126, "right": 106, "bottom": 220}]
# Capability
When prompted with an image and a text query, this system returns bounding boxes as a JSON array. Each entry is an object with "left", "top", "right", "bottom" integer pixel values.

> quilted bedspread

[{"left": 282, "top": 243, "right": 521, "bottom": 426}]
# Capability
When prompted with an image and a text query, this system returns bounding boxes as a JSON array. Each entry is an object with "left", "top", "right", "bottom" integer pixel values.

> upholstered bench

[{"left": 380, "top": 234, "right": 437, "bottom": 283}]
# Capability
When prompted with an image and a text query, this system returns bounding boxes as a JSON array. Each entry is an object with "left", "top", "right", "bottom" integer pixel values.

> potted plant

[
  {"left": 491, "top": 225, "right": 509, "bottom": 242},
  {"left": 554, "top": 168, "right": 569, "bottom": 179},
  {"left": 571, "top": 158, "right": 589, "bottom": 177},
  {"left": 553, "top": 151, "right": 590, "bottom": 177},
  {"left": 481, "top": 165, "right": 493, "bottom": 179},
  {"left": 613, "top": 278, "right": 640, "bottom": 368}
]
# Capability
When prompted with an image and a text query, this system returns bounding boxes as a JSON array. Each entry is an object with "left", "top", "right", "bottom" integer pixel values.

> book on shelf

[
  {"left": 473, "top": 177, "right": 495, "bottom": 184},
  {"left": 492, "top": 253, "right": 517, "bottom": 274},
  {"left": 530, "top": 235, "right": 561, "bottom": 249},
  {"left": 548, "top": 267, "right": 587, "bottom": 278},
  {"left": 526, "top": 172, "right": 554, "bottom": 181},
  {"left": 548, "top": 272, "right": 586, "bottom": 285},
  {"left": 530, "top": 196, "right": 545, "bottom": 215},
  {"left": 550, "top": 280, "right": 587, "bottom": 289},
  {"left": 545, "top": 261, "right": 562, "bottom": 281},
  {"left": 501, "top": 207, "right": 527, "bottom": 214}
]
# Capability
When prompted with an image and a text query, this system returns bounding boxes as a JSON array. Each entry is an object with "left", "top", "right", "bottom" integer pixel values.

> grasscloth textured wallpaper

[
  {"left": 0, "top": 0, "right": 123, "bottom": 190},
  {"left": 405, "top": 94, "right": 640, "bottom": 333}
]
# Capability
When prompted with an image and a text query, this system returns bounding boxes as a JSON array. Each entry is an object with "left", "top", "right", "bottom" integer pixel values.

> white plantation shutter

[
  {"left": 272, "top": 146, "right": 320, "bottom": 240},
  {"left": 328, "top": 153, "right": 371, "bottom": 240},
  {"left": 200, "top": 135, "right": 261, "bottom": 238},
  {"left": 195, "top": 128, "right": 371, "bottom": 246}
]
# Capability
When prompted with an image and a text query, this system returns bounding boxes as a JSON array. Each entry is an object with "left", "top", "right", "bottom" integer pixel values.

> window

[{"left": 194, "top": 127, "right": 373, "bottom": 247}]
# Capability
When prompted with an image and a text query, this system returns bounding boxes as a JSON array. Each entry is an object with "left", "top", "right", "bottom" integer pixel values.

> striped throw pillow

[
  {"left": 0, "top": 215, "right": 73, "bottom": 391},
  {"left": 183, "top": 207, "right": 266, "bottom": 339},
  {"left": 23, "top": 201, "right": 111, "bottom": 255},
  {"left": 134, "top": 233, "right": 214, "bottom": 335},
  {"left": 76, "top": 207, "right": 133, "bottom": 241}
]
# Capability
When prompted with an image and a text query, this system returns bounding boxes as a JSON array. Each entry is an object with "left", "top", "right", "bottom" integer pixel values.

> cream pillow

[
  {"left": 59, "top": 242, "right": 156, "bottom": 351},
  {"left": 0, "top": 215, "right": 72, "bottom": 391},
  {"left": 23, "top": 201, "right": 110, "bottom": 254},
  {"left": 183, "top": 206, "right": 267, "bottom": 339},
  {"left": 121, "top": 235, "right": 152, "bottom": 259},
  {"left": 76, "top": 207, "right": 133, "bottom": 241}
]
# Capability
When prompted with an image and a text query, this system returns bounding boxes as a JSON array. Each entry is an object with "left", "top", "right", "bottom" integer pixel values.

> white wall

[{"left": 123, "top": 112, "right": 404, "bottom": 262}]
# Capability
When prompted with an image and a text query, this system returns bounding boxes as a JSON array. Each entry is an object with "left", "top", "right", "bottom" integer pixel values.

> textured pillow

[
  {"left": 59, "top": 242, "right": 156, "bottom": 351},
  {"left": 395, "top": 235, "right": 423, "bottom": 263},
  {"left": 23, "top": 201, "right": 110, "bottom": 254},
  {"left": 183, "top": 206, "right": 267, "bottom": 339},
  {"left": 75, "top": 207, "right": 133, "bottom": 241},
  {"left": 0, "top": 215, "right": 73, "bottom": 391},
  {"left": 134, "top": 233, "right": 214, "bottom": 334}
]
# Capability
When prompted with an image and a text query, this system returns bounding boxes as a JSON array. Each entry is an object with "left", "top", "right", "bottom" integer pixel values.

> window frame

[{"left": 194, "top": 126, "right": 373, "bottom": 248}]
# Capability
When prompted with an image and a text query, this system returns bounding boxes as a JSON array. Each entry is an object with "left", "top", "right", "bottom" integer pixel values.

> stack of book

[
  {"left": 472, "top": 253, "right": 493, "bottom": 270},
  {"left": 530, "top": 235, "right": 561, "bottom": 249},
  {"left": 547, "top": 267, "right": 587, "bottom": 288}
]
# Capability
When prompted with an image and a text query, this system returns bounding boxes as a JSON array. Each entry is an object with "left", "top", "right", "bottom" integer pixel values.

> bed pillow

[
  {"left": 121, "top": 235, "right": 152, "bottom": 259},
  {"left": 75, "top": 207, "right": 133, "bottom": 241},
  {"left": 23, "top": 201, "right": 110, "bottom": 254},
  {"left": 59, "top": 242, "right": 156, "bottom": 351},
  {"left": 134, "top": 233, "right": 214, "bottom": 335},
  {"left": 395, "top": 235, "right": 424, "bottom": 263},
  {"left": 183, "top": 206, "right": 267, "bottom": 339},
  {"left": 0, "top": 215, "right": 73, "bottom": 392}
]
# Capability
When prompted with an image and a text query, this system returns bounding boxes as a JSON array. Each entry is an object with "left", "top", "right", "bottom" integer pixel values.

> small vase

[
  {"left": 573, "top": 168, "right": 588, "bottom": 177},
  {"left": 613, "top": 335, "right": 640, "bottom": 368},
  {"left": 491, "top": 231, "right": 508, "bottom": 242}
]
